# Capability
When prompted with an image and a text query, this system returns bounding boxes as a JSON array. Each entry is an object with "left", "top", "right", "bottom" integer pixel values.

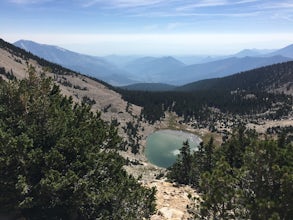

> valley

[
  {"left": 2, "top": 0, "right": 293, "bottom": 218},
  {"left": 0, "top": 38, "right": 292, "bottom": 219},
  {"left": 14, "top": 40, "right": 293, "bottom": 87}
]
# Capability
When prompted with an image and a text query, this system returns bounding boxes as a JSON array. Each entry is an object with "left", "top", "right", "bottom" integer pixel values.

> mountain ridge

[
  {"left": 14, "top": 40, "right": 135, "bottom": 86},
  {"left": 176, "top": 61, "right": 293, "bottom": 94},
  {"left": 123, "top": 56, "right": 185, "bottom": 82},
  {"left": 12, "top": 39, "right": 293, "bottom": 87},
  {"left": 163, "top": 55, "right": 292, "bottom": 85},
  {"left": 233, "top": 48, "right": 275, "bottom": 57},
  {"left": 268, "top": 44, "right": 293, "bottom": 58},
  {"left": 121, "top": 82, "right": 176, "bottom": 91}
]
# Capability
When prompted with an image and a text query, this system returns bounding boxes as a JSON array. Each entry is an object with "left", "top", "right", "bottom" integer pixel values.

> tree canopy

[
  {"left": 168, "top": 128, "right": 293, "bottom": 219},
  {"left": 0, "top": 67, "right": 156, "bottom": 219}
]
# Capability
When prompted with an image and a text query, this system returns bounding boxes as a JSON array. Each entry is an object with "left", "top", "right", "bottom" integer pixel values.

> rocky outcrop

[{"left": 147, "top": 180, "right": 198, "bottom": 220}]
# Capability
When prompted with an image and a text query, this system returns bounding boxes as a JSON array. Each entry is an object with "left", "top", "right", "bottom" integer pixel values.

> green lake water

[{"left": 145, "top": 130, "right": 201, "bottom": 168}]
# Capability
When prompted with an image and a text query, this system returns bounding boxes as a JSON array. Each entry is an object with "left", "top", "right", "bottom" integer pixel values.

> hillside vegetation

[
  {"left": 0, "top": 67, "right": 156, "bottom": 219},
  {"left": 1, "top": 38, "right": 292, "bottom": 219},
  {"left": 0, "top": 38, "right": 145, "bottom": 155},
  {"left": 168, "top": 128, "right": 293, "bottom": 219}
]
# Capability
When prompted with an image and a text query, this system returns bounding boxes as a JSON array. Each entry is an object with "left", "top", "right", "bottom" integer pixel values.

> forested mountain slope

[
  {"left": 119, "top": 61, "right": 293, "bottom": 124},
  {"left": 158, "top": 55, "right": 292, "bottom": 85},
  {"left": 0, "top": 39, "right": 157, "bottom": 219},
  {"left": 1, "top": 39, "right": 139, "bottom": 120},
  {"left": 177, "top": 61, "right": 293, "bottom": 94},
  {"left": 0, "top": 38, "right": 147, "bottom": 154}
]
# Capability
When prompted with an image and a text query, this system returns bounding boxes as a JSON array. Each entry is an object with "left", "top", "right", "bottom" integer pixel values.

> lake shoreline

[{"left": 153, "top": 129, "right": 202, "bottom": 145}]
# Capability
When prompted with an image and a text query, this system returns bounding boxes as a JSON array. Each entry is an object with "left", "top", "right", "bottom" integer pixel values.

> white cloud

[
  {"left": 261, "top": 2, "right": 293, "bottom": 9},
  {"left": 236, "top": 0, "right": 259, "bottom": 4},
  {"left": 177, "top": 0, "right": 228, "bottom": 11},
  {"left": 271, "top": 13, "right": 293, "bottom": 22},
  {"left": 83, "top": 0, "right": 165, "bottom": 8},
  {"left": 9, "top": 0, "right": 52, "bottom": 4},
  {"left": 132, "top": 11, "right": 260, "bottom": 18},
  {"left": 176, "top": 0, "right": 262, "bottom": 11}
]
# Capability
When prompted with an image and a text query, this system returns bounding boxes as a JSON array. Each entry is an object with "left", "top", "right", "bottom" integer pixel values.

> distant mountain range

[
  {"left": 14, "top": 40, "right": 293, "bottom": 87},
  {"left": 14, "top": 40, "right": 135, "bottom": 86},
  {"left": 163, "top": 55, "right": 292, "bottom": 85},
  {"left": 4, "top": 37, "right": 293, "bottom": 97},
  {"left": 122, "top": 56, "right": 185, "bottom": 82},
  {"left": 233, "top": 49, "right": 276, "bottom": 58},
  {"left": 122, "top": 61, "right": 293, "bottom": 93},
  {"left": 268, "top": 44, "right": 293, "bottom": 58}
]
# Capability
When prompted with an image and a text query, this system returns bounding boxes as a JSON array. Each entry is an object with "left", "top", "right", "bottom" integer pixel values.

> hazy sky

[{"left": 1, "top": 0, "right": 293, "bottom": 55}]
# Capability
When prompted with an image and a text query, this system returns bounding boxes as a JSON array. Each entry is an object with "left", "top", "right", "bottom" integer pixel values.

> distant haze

[
  {"left": 14, "top": 39, "right": 293, "bottom": 86},
  {"left": 4, "top": 33, "right": 293, "bottom": 56},
  {"left": 1, "top": 0, "right": 293, "bottom": 56}
]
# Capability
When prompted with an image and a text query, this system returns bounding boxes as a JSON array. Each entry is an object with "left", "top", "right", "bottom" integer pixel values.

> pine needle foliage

[{"left": 0, "top": 67, "right": 156, "bottom": 220}]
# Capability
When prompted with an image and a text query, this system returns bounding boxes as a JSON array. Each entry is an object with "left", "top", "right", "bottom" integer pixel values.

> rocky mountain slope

[
  {"left": 2, "top": 39, "right": 138, "bottom": 122},
  {"left": 1, "top": 38, "right": 154, "bottom": 166},
  {"left": 1, "top": 38, "right": 198, "bottom": 220}
]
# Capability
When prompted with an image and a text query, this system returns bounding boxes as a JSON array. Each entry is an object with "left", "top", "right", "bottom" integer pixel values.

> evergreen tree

[
  {"left": 222, "top": 127, "right": 257, "bottom": 168},
  {"left": 168, "top": 138, "right": 216, "bottom": 187},
  {"left": 198, "top": 158, "right": 242, "bottom": 219},
  {"left": 168, "top": 127, "right": 292, "bottom": 219},
  {"left": 0, "top": 68, "right": 156, "bottom": 219},
  {"left": 168, "top": 141, "right": 192, "bottom": 184},
  {"left": 241, "top": 139, "right": 293, "bottom": 219}
]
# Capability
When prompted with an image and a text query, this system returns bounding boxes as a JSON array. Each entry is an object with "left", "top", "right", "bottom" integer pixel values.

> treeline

[
  {"left": 0, "top": 66, "right": 156, "bottom": 219},
  {"left": 117, "top": 88, "right": 292, "bottom": 123},
  {"left": 168, "top": 128, "right": 293, "bottom": 219}
]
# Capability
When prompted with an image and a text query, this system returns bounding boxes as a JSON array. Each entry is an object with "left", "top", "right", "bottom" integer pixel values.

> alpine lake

[{"left": 145, "top": 129, "right": 202, "bottom": 168}]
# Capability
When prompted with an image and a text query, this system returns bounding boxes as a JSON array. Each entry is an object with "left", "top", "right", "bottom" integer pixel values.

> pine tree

[
  {"left": 0, "top": 68, "right": 156, "bottom": 219},
  {"left": 168, "top": 141, "right": 192, "bottom": 184},
  {"left": 242, "top": 139, "right": 293, "bottom": 219},
  {"left": 198, "top": 158, "right": 241, "bottom": 219}
]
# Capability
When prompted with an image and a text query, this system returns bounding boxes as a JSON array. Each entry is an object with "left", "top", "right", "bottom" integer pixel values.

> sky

[{"left": 1, "top": 0, "right": 293, "bottom": 55}]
